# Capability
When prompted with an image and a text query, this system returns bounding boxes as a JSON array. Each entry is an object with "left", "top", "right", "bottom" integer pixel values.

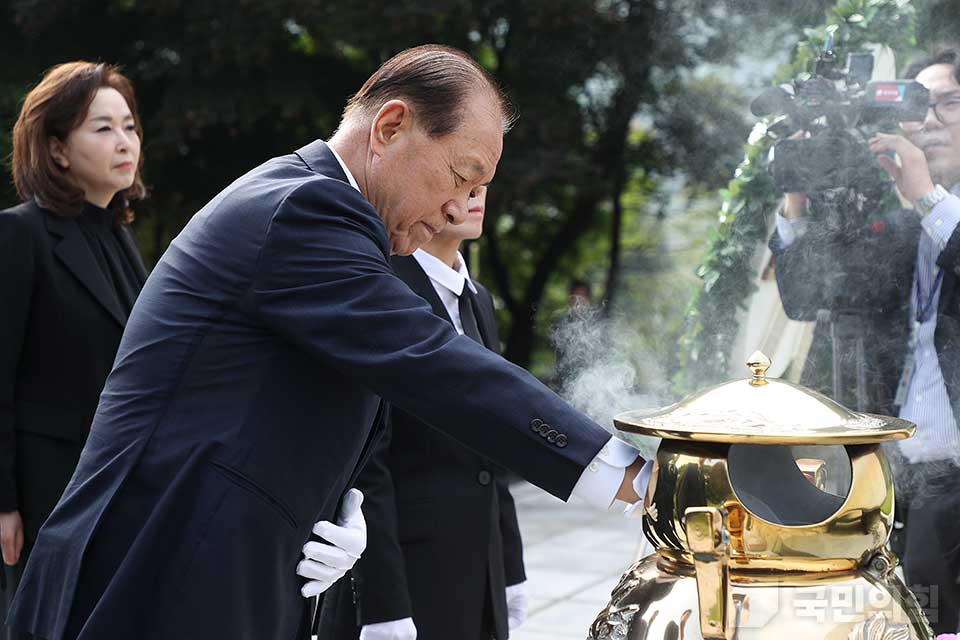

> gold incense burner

[{"left": 590, "top": 352, "right": 933, "bottom": 640}]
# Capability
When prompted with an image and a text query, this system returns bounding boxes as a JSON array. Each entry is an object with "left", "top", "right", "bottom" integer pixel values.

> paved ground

[{"left": 509, "top": 481, "right": 648, "bottom": 640}]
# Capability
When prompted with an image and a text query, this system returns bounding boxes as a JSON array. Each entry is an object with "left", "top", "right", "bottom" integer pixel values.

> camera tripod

[{"left": 817, "top": 308, "right": 876, "bottom": 412}]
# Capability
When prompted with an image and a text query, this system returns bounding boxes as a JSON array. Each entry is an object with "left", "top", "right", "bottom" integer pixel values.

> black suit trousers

[{"left": 899, "top": 463, "right": 960, "bottom": 635}]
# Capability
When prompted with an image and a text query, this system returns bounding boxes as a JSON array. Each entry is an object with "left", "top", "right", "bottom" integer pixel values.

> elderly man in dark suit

[
  {"left": 8, "top": 45, "right": 646, "bottom": 640},
  {"left": 318, "top": 185, "right": 529, "bottom": 640}
]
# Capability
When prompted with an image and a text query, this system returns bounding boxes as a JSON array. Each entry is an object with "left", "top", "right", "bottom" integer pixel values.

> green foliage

[
  {"left": 0, "top": 0, "right": 876, "bottom": 379},
  {"left": 675, "top": 0, "right": 918, "bottom": 392},
  {"left": 918, "top": 0, "right": 960, "bottom": 50}
]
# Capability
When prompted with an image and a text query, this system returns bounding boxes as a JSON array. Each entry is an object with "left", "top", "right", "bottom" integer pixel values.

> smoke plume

[{"left": 552, "top": 304, "right": 664, "bottom": 460}]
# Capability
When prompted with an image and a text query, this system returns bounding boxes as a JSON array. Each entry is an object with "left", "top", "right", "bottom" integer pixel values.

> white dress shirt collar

[
  {"left": 326, "top": 143, "right": 361, "bottom": 193},
  {"left": 412, "top": 248, "right": 478, "bottom": 296}
]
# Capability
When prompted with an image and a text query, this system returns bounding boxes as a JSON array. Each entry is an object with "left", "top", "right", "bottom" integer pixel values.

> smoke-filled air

[
  {"left": 553, "top": 305, "right": 662, "bottom": 460},
  {"left": 5, "top": 1, "right": 960, "bottom": 637}
]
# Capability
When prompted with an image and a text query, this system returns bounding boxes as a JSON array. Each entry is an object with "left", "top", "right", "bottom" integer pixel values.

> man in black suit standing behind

[
  {"left": 8, "top": 45, "right": 647, "bottom": 640},
  {"left": 318, "top": 185, "right": 528, "bottom": 640}
]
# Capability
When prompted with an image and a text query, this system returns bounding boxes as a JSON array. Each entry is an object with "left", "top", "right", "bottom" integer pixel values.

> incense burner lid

[{"left": 615, "top": 351, "right": 915, "bottom": 444}]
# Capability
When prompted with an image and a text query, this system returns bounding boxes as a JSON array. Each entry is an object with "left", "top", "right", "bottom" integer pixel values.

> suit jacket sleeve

[
  {"left": 0, "top": 213, "right": 34, "bottom": 512},
  {"left": 936, "top": 221, "right": 960, "bottom": 274},
  {"left": 350, "top": 405, "right": 415, "bottom": 625},
  {"left": 769, "top": 229, "right": 833, "bottom": 321},
  {"left": 241, "top": 179, "right": 610, "bottom": 501}
]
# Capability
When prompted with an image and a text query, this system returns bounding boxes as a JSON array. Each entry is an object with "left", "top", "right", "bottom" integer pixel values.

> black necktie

[{"left": 457, "top": 286, "right": 484, "bottom": 344}]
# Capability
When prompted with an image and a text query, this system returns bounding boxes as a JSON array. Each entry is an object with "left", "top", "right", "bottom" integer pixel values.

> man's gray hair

[{"left": 342, "top": 44, "right": 516, "bottom": 136}]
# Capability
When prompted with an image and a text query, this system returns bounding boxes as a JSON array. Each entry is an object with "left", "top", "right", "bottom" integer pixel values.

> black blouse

[{"left": 74, "top": 202, "right": 141, "bottom": 315}]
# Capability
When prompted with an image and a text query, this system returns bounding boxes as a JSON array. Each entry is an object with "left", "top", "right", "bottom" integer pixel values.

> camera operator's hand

[
  {"left": 782, "top": 131, "right": 810, "bottom": 219},
  {"left": 869, "top": 132, "right": 936, "bottom": 205},
  {"left": 783, "top": 192, "right": 808, "bottom": 219}
]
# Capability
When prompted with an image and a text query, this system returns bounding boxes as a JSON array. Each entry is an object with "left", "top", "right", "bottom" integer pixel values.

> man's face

[
  {"left": 436, "top": 184, "right": 487, "bottom": 243},
  {"left": 907, "top": 63, "right": 960, "bottom": 188},
  {"left": 370, "top": 93, "right": 502, "bottom": 256}
]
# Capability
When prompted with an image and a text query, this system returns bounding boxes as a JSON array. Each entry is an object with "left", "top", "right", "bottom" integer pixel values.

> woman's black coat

[{"left": 0, "top": 200, "right": 147, "bottom": 548}]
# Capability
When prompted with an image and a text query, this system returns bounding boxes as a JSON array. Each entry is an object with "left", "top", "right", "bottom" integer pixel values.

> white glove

[
  {"left": 506, "top": 581, "right": 529, "bottom": 630},
  {"left": 297, "top": 488, "right": 366, "bottom": 597},
  {"left": 359, "top": 617, "right": 417, "bottom": 640}
]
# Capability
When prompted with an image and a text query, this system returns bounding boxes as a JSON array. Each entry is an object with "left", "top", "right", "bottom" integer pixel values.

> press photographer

[{"left": 768, "top": 47, "right": 960, "bottom": 634}]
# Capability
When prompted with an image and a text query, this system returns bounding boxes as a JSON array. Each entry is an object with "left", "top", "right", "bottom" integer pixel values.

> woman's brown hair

[{"left": 11, "top": 61, "right": 146, "bottom": 223}]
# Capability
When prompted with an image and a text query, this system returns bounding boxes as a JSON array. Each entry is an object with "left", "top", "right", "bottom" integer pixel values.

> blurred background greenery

[{"left": 2, "top": 0, "right": 957, "bottom": 385}]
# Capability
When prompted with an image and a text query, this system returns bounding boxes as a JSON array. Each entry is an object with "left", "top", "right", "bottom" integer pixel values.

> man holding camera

[{"left": 772, "top": 49, "right": 960, "bottom": 634}]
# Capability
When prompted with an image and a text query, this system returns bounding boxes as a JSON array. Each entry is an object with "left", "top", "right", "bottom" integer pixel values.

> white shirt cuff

[
  {"left": 570, "top": 436, "right": 640, "bottom": 509},
  {"left": 775, "top": 211, "right": 808, "bottom": 248},
  {"left": 922, "top": 194, "right": 960, "bottom": 250}
]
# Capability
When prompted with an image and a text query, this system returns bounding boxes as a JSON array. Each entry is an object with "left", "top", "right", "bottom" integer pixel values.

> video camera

[
  {"left": 751, "top": 37, "right": 932, "bottom": 413},
  {"left": 752, "top": 34, "right": 929, "bottom": 195}
]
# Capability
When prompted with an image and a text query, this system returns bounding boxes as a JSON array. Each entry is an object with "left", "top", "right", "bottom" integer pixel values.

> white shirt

[
  {"left": 897, "top": 190, "right": 960, "bottom": 461},
  {"left": 329, "top": 144, "right": 361, "bottom": 191},
  {"left": 411, "top": 248, "right": 478, "bottom": 335},
  {"left": 328, "top": 142, "right": 643, "bottom": 508}
]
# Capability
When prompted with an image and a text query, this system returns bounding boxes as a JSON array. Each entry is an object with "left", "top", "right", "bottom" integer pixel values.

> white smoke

[
  {"left": 884, "top": 442, "right": 960, "bottom": 503},
  {"left": 553, "top": 304, "right": 664, "bottom": 460}
]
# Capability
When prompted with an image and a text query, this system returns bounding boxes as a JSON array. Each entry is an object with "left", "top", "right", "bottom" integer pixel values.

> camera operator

[{"left": 771, "top": 49, "right": 960, "bottom": 634}]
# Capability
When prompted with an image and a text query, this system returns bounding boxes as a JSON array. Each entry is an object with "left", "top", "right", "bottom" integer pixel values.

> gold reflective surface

[
  {"left": 685, "top": 507, "right": 735, "bottom": 639},
  {"left": 746, "top": 350, "right": 772, "bottom": 382},
  {"left": 643, "top": 440, "right": 892, "bottom": 564},
  {"left": 589, "top": 555, "right": 932, "bottom": 639},
  {"left": 614, "top": 377, "right": 915, "bottom": 444},
  {"left": 588, "top": 353, "right": 933, "bottom": 640},
  {"left": 615, "top": 353, "right": 914, "bottom": 444}
]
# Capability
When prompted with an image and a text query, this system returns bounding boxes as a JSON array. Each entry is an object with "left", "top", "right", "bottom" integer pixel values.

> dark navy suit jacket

[{"left": 8, "top": 140, "right": 608, "bottom": 640}]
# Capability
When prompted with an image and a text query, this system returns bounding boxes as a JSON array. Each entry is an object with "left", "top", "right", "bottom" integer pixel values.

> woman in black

[{"left": 0, "top": 62, "right": 148, "bottom": 613}]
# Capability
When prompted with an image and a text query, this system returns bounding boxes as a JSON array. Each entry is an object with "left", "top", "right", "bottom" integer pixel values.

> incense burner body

[{"left": 589, "top": 355, "right": 933, "bottom": 640}]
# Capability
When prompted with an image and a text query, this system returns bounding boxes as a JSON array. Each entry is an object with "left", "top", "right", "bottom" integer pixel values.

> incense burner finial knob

[{"left": 746, "top": 351, "right": 771, "bottom": 383}]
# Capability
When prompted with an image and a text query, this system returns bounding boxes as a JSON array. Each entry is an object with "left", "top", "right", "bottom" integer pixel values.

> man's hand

[
  {"left": 869, "top": 132, "right": 937, "bottom": 204},
  {"left": 297, "top": 488, "right": 366, "bottom": 597},
  {"left": 506, "top": 582, "right": 529, "bottom": 630},
  {"left": 359, "top": 618, "right": 417, "bottom": 640},
  {"left": 782, "top": 131, "right": 810, "bottom": 220},
  {"left": 615, "top": 458, "right": 647, "bottom": 504},
  {"left": 783, "top": 192, "right": 808, "bottom": 219},
  {"left": 0, "top": 510, "right": 23, "bottom": 566}
]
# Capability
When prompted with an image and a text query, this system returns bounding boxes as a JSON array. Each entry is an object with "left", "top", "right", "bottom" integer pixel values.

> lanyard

[
  {"left": 915, "top": 268, "right": 945, "bottom": 324},
  {"left": 899, "top": 268, "right": 943, "bottom": 407}
]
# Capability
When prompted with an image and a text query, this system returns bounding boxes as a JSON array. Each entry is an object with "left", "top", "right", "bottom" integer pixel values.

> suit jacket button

[
  {"left": 546, "top": 429, "right": 558, "bottom": 443},
  {"left": 556, "top": 434, "right": 568, "bottom": 448},
  {"left": 530, "top": 418, "right": 543, "bottom": 432},
  {"left": 477, "top": 470, "right": 492, "bottom": 486},
  {"left": 538, "top": 423, "right": 551, "bottom": 437}
]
